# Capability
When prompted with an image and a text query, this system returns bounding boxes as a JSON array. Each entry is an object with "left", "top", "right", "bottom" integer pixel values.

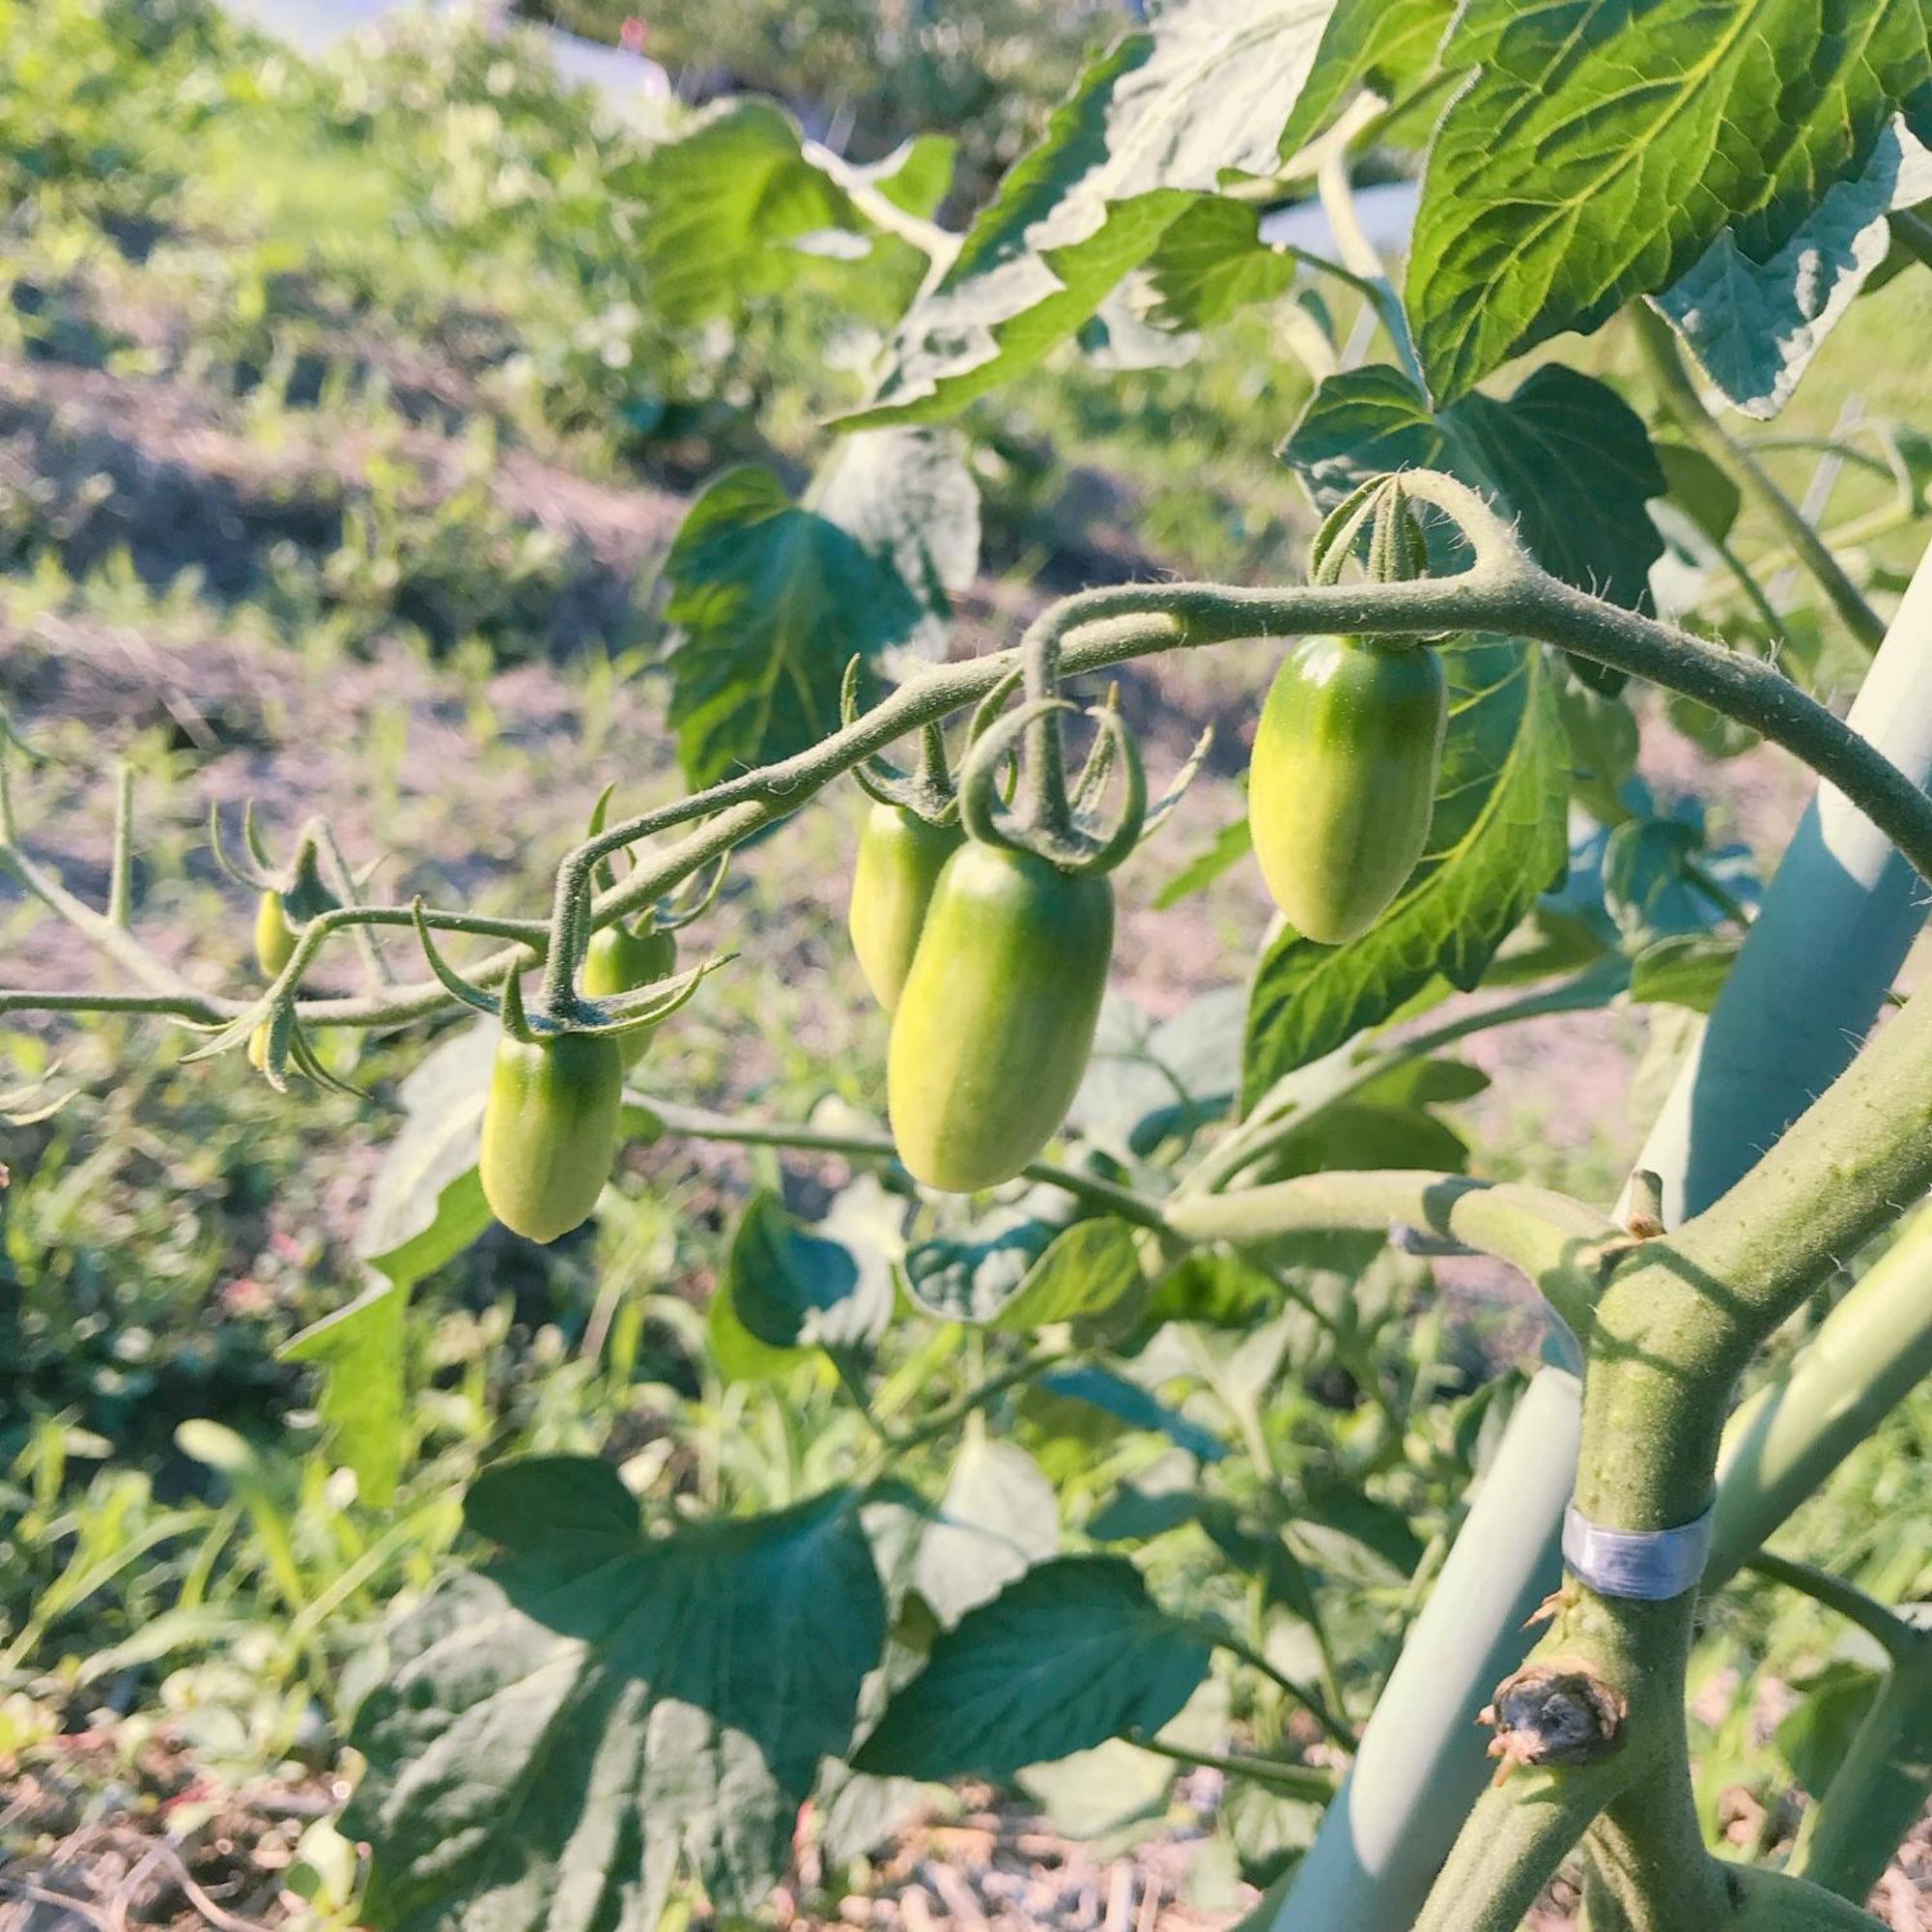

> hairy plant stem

[
  {"left": 629, "top": 1093, "right": 1168, "bottom": 1229},
  {"left": 1633, "top": 305, "right": 1886, "bottom": 653},
  {"left": 1419, "top": 979, "right": 1932, "bottom": 1928},
  {"left": 15, "top": 469, "right": 1932, "bottom": 1047},
  {"left": 1167, "top": 1171, "right": 1616, "bottom": 1335}
]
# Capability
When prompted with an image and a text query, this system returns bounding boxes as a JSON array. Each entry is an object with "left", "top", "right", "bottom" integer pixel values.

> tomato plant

[{"left": 4, "top": 1, "right": 1932, "bottom": 1929}]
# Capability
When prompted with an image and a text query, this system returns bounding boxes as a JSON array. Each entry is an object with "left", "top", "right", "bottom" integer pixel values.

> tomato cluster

[{"left": 469, "top": 619, "right": 1444, "bottom": 1246}]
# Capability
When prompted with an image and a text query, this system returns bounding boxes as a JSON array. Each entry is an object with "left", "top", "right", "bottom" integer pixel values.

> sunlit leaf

[
  {"left": 1406, "top": 0, "right": 1932, "bottom": 401},
  {"left": 347, "top": 1489, "right": 885, "bottom": 1931}
]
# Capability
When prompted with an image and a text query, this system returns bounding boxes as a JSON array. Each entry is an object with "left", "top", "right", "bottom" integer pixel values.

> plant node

[{"left": 1480, "top": 1659, "right": 1628, "bottom": 1778}]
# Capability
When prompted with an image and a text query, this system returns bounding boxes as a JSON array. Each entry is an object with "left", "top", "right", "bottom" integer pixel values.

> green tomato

[
  {"left": 1248, "top": 635, "right": 1447, "bottom": 946},
  {"left": 582, "top": 921, "right": 677, "bottom": 1066},
  {"left": 479, "top": 1026, "right": 625, "bottom": 1243},
  {"left": 255, "top": 890, "right": 298, "bottom": 980},
  {"left": 849, "top": 802, "right": 963, "bottom": 1011},
  {"left": 888, "top": 842, "right": 1112, "bottom": 1192}
]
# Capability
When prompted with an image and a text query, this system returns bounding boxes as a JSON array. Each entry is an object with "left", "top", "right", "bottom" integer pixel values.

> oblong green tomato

[
  {"left": 479, "top": 1028, "right": 625, "bottom": 1243},
  {"left": 254, "top": 890, "right": 297, "bottom": 980},
  {"left": 1249, "top": 635, "right": 1447, "bottom": 946},
  {"left": 888, "top": 843, "right": 1112, "bottom": 1192},
  {"left": 849, "top": 802, "right": 963, "bottom": 1011},
  {"left": 582, "top": 921, "right": 676, "bottom": 1066}
]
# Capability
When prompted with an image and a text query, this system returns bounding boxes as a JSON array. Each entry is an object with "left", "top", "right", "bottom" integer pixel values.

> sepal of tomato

[
  {"left": 582, "top": 922, "right": 677, "bottom": 1065},
  {"left": 1248, "top": 635, "right": 1447, "bottom": 946},
  {"left": 887, "top": 842, "right": 1112, "bottom": 1192},
  {"left": 849, "top": 802, "right": 963, "bottom": 1011},
  {"left": 254, "top": 890, "right": 298, "bottom": 980},
  {"left": 479, "top": 1027, "right": 625, "bottom": 1243}
]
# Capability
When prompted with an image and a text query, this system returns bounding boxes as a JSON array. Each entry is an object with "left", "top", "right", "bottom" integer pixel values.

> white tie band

[{"left": 1562, "top": 1503, "right": 1716, "bottom": 1602}]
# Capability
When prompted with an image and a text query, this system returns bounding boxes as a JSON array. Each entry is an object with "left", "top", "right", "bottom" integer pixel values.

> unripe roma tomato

[
  {"left": 888, "top": 842, "right": 1111, "bottom": 1191},
  {"left": 1249, "top": 635, "right": 1446, "bottom": 945}
]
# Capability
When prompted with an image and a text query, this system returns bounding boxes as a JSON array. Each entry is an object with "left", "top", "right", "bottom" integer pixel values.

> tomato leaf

[
  {"left": 1628, "top": 932, "right": 1740, "bottom": 1012},
  {"left": 279, "top": 1275, "right": 408, "bottom": 1510},
  {"left": 844, "top": 0, "right": 1337, "bottom": 428},
  {"left": 711, "top": 1190, "right": 895, "bottom": 1371},
  {"left": 1654, "top": 119, "right": 1932, "bottom": 419},
  {"left": 1241, "top": 636, "right": 1569, "bottom": 1107},
  {"left": 463, "top": 1455, "right": 639, "bottom": 1552},
  {"left": 1406, "top": 0, "right": 1932, "bottom": 402},
  {"left": 355, "top": 1021, "right": 496, "bottom": 1289},
  {"left": 346, "top": 1490, "right": 885, "bottom": 1931},
  {"left": 621, "top": 99, "right": 866, "bottom": 325},
  {"left": 1281, "top": 362, "right": 1667, "bottom": 618},
  {"left": 664, "top": 430, "right": 978, "bottom": 785},
  {"left": 1141, "top": 199, "right": 1304, "bottom": 332},
  {"left": 853, "top": 1555, "right": 1210, "bottom": 1779},
  {"left": 1275, "top": 0, "right": 1455, "bottom": 159}
]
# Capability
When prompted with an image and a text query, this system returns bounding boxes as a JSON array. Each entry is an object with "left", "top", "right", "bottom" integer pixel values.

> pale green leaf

[
  {"left": 355, "top": 1021, "right": 495, "bottom": 1288},
  {"left": 853, "top": 1556, "right": 1210, "bottom": 1780},
  {"left": 281, "top": 1276, "right": 409, "bottom": 1508},
  {"left": 626, "top": 99, "right": 864, "bottom": 324},
  {"left": 847, "top": 0, "right": 1336, "bottom": 427},
  {"left": 1275, "top": 0, "right": 1454, "bottom": 158}
]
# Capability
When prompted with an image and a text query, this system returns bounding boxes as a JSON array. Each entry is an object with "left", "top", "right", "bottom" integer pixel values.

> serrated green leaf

[
  {"left": 1406, "top": 0, "right": 1932, "bottom": 402},
  {"left": 625, "top": 99, "right": 864, "bottom": 325},
  {"left": 663, "top": 466, "right": 924, "bottom": 788},
  {"left": 1281, "top": 362, "right": 1666, "bottom": 614},
  {"left": 847, "top": 0, "right": 1336, "bottom": 427},
  {"left": 852, "top": 1556, "right": 1210, "bottom": 1780},
  {"left": 1656, "top": 119, "right": 1932, "bottom": 419},
  {"left": 1142, "top": 198, "right": 1303, "bottom": 330},
  {"left": 1241, "top": 636, "right": 1569, "bottom": 1106},
  {"left": 807, "top": 429, "right": 980, "bottom": 662},
  {"left": 346, "top": 1491, "right": 885, "bottom": 1932},
  {"left": 903, "top": 1204, "right": 1071, "bottom": 1326},
  {"left": 991, "top": 1217, "right": 1145, "bottom": 1333},
  {"left": 1275, "top": 0, "right": 1454, "bottom": 159},
  {"left": 721, "top": 1190, "right": 895, "bottom": 1358}
]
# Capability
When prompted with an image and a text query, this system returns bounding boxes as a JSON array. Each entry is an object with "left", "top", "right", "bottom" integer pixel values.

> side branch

[{"left": 1166, "top": 1170, "right": 1615, "bottom": 1333}]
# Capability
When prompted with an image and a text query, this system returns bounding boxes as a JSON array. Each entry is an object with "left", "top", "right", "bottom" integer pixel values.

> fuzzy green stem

[
  {"left": 17, "top": 471, "right": 1932, "bottom": 1044},
  {"left": 631, "top": 1093, "right": 1167, "bottom": 1230},
  {"left": 1167, "top": 1171, "right": 1617, "bottom": 1335},
  {"left": 1707, "top": 1200, "right": 1932, "bottom": 1587},
  {"left": 1746, "top": 1551, "right": 1921, "bottom": 1661}
]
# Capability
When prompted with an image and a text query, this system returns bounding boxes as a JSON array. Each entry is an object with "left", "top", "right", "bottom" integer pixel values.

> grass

[{"left": 0, "top": 2, "right": 1928, "bottom": 1925}]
